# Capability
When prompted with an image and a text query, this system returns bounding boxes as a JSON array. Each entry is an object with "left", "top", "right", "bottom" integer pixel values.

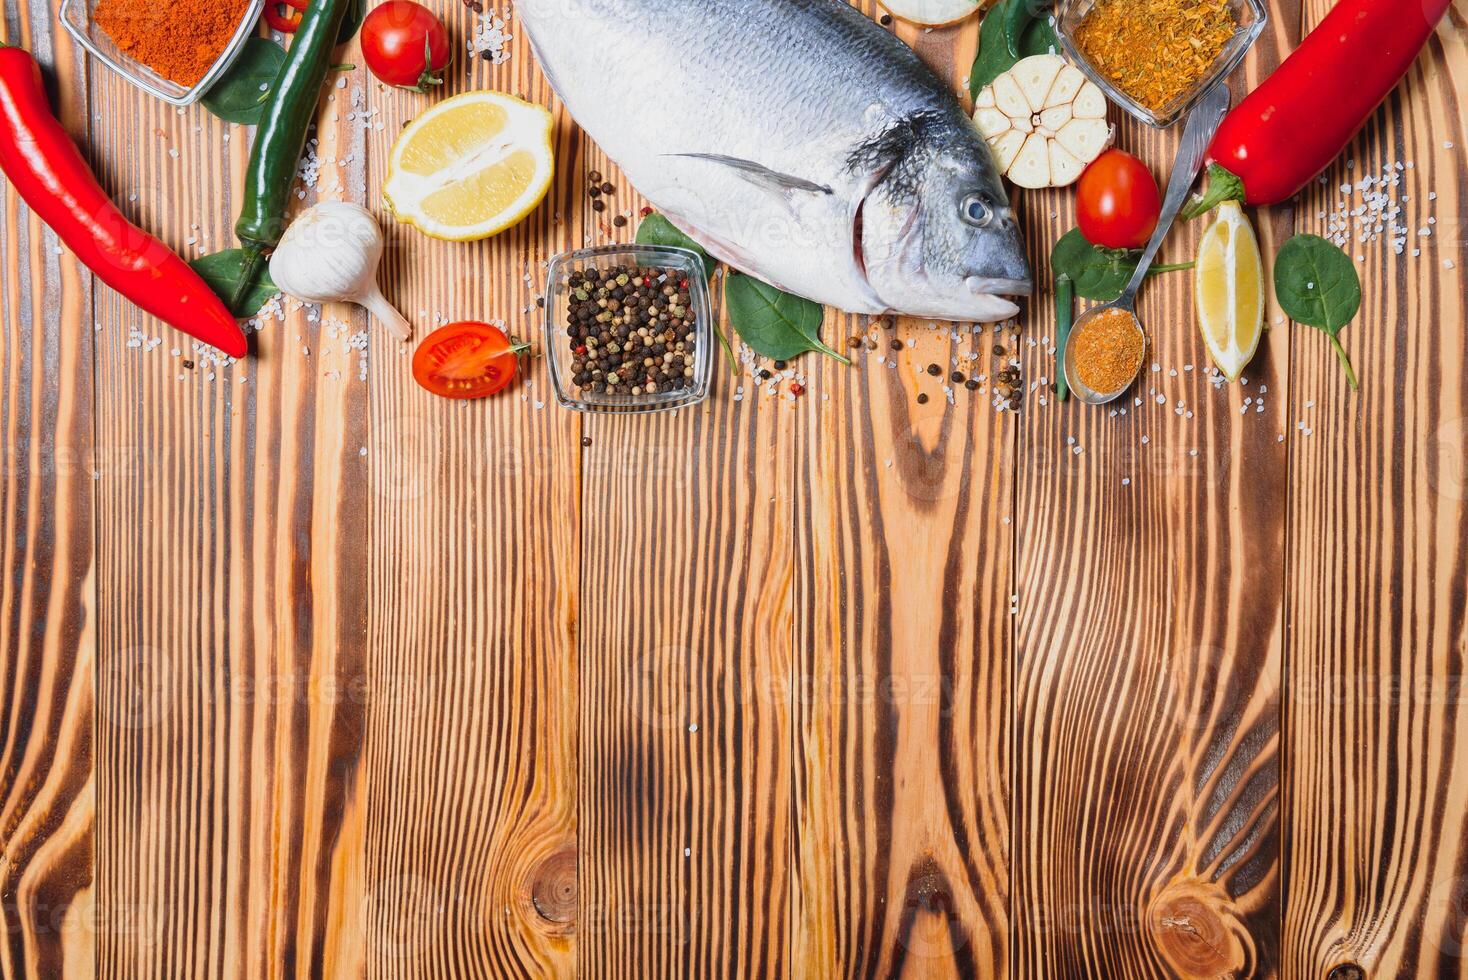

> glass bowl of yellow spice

[{"left": 1058, "top": 0, "right": 1266, "bottom": 127}]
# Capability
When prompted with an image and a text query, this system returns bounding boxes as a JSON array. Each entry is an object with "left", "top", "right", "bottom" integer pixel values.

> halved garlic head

[{"left": 974, "top": 54, "right": 1112, "bottom": 189}]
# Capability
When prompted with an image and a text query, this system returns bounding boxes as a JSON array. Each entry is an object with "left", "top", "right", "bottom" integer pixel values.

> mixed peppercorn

[{"left": 564, "top": 264, "right": 697, "bottom": 396}]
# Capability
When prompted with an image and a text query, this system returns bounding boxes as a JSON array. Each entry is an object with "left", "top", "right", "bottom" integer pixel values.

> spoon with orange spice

[{"left": 1064, "top": 83, "right": 1231, "bottom": 405}]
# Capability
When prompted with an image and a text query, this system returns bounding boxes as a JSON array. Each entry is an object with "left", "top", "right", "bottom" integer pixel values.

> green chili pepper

[
  {"left": 1054, "top": 272, "right": 1074, "bottom": 402},
  {"left": 231, "top": 0, "right": 352, "bottom": 307}
]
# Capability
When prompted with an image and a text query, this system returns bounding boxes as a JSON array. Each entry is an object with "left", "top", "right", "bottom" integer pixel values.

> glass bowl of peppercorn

[
  {"left": 1057, "top": 0, "right": 1266, "bottom": 127},
  {"left": 543, "top": 244, "right": 714, "bottom": 414}
]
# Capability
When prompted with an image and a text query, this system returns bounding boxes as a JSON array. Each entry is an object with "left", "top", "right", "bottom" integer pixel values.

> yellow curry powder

[
  {"left": 1074, "top": 0, "right": 1237, "bottom": 111},
  {"left": 1072, "top": 308, "right": 1146, "bottom": 394}
]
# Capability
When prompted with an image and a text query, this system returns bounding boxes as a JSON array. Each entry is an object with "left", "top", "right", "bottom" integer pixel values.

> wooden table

[{"left": 2, "top": 0, "right": 1465, "bottom": 974}]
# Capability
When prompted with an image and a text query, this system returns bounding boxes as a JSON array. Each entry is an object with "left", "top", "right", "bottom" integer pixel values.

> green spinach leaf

[
  {"left": 1050, "top": 228, "right": 1192, "bottom": 301},
  {"left": 971, "top": 0, "right": 1055, "bottom": 97},
  {"left": 191, "top": 248, "right": 279, "bottom": 318},
  {"left": 1274, "top": 233, "right": 1362, "bottom": 389},
  {"left": 725, "top": 274, "right": 847, "bottom": 364},
  {"left": 1017, "top": 12, "right": 1060, "bottom": 56},
  {"left": 202, "top": 38, "right": 285, "bottom": 125},
  {"left": 970, "top": 0, "right": 1019, "bottom": 96},
  {"left": 337, "top": 0, "right": 367, "bottom": 45},
  {"left": 636, "top": 213, "right": 716, "bottom": 280}
]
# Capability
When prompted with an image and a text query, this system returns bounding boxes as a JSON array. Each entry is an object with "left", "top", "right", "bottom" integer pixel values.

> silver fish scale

[{"left": 518, "top": 0, "right": 1029, "bottom": 319}]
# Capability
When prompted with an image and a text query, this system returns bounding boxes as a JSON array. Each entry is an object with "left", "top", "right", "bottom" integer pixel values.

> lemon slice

[
  {"left": 1195, "top": 201, "right": 1264, "bottom": 382},
  {"left": 384, "top": 92, "right": 555, "bottom": 242}
]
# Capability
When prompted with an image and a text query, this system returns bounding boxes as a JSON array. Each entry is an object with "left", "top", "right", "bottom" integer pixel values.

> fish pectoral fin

[{"left": 667, "top": 153, "right": 834, "bottom": 196}]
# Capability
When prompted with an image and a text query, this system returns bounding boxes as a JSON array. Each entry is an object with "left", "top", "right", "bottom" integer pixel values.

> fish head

[{"left": 858, "top": 139, "right": 1032, "bottom": 322}]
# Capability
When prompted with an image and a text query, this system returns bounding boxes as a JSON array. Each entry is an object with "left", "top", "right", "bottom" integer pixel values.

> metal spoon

[{"left": 1063, "top": 83, "right": 1232, "bottom": 405}]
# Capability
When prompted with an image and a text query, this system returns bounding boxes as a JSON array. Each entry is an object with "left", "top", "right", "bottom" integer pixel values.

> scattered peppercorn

[
  {"left": 562, "top": 263, "right": 699, "bottom": 397},
  {"left": 890, "top": 339, "right": 902, "bottom": 352},
  {"left": 950, "top": 371, "right": 965, "bottom": 384},
  {"left": 880, "top": 13, "right": 893, "bottom": 25},
  {"left": 757, "top": 368, "right": 773, "bottom": 380},
  {"left": 917, "top": 393, "right": 929, "bottom": 404},
  {"left": 774, "top": 360, "right": 787, "bottom": 370},
  {"left": 592, "top": 200, "right": 606, "bottom": 213},
  {"left": 581, "top": 436, "right": 592, "bottom": 447},
  {"left": 600, "top": 181, "right": 614, "bottom": 194},
  {"left": 589, "top": 170, "right": 602, "bottom": 183},
  {"left": 613, "top": 215, "right": 628, "bottom": 228},
  {"left": 965, "top": 378, "right": 980, "bottom": 391},
  {"left": 993, "top": 345, "right": 1006, "bottom": 356},
  {"left": 926, "top": 364, "right": 942, "bottom": 376},
  {"left": 182, "top": 359, "right": 194, "bottom": 369}
]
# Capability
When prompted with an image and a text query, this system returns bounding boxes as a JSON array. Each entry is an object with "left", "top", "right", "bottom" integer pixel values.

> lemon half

[
  {"left": 1195, "top": 201, "right": 1264, "bottom": 383},
  {"left": 384, "top": 92, "right": 555, "bottom": 242}
]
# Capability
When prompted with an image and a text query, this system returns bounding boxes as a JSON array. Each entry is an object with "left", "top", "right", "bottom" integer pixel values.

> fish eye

[{"left": 962, "top": 194, "right": 994, "bottom": 227}]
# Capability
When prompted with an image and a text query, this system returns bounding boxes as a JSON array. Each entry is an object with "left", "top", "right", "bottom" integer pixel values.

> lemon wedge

[
  {"left": 1195, "top": 201, "right": 1264, "bottom": 382},
  {"left": 383, "top": 92, "right": 555, "bottom": 242}
]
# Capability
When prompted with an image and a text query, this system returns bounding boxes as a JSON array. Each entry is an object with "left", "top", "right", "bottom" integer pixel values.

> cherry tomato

[
  {"left": 412, "top": 322, "right": 526, "bottom": 400},
  {"left": 361, "top": 0, "right": 451, "bottom": 91},
  {"left": 263, "top": 0, "right": 307, "bottom": 33},
  {"left": 1075, "top": 149, "right": 1162, "bottom": 250}
]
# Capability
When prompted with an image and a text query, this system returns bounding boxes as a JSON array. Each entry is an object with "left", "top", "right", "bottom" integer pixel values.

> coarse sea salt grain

[{"left": 469, "top": 12, "right": 514, "bottom": 64}]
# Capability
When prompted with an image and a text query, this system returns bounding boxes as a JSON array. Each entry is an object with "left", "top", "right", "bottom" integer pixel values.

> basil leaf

[
  {"left": 202, "top": 38, "right": 285, "bottom": 125},
  {"left": 1274, "top": 233, "right": 1362, "bottom": 388},
  {"left": 971, "top": 0, "right": 1054, "bottom": 97},
  {"left": 970, "top": 0, "right": 1020, "bottom": 97},
  {"left": 190, "top": 248, "right": 279, "bottom": 318},
  {"left": 337, "top": 0, "right": 367, "bottom": 45},
  {"left": 635, "top": 213, "right": 716, "bottom": 280},
  {"left": 725, "top": 274, "right": 848, "bottom": 364},
  {"left": 1050, "top": 229, "right": 1193, "bottom": 301},
  {"left": 1004, "top": 0, "right": 1039, "bottom": 57},
  {"left": 1017, "top": 12, "right": 1060, "bottom": 56}
]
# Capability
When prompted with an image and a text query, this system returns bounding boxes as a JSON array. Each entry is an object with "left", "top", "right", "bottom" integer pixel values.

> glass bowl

[
  {"left": 59, "top": 0, "right": 265, "bottom": 107},
  {"left": 1055, "top": 0, "right": 1266, "bottom": 128},
  {"left": 543, "top": 244, "right": 713, "bottom": 415}
]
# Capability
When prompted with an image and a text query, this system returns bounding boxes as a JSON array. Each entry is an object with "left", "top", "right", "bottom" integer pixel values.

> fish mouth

[{"left": 966, "top": 275, "right": 1032, "bottom": 297}]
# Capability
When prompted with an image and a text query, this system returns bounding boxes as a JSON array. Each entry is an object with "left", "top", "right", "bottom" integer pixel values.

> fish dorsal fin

[{"left": 667, "top": 153, "right": 834, "bottom": 195}]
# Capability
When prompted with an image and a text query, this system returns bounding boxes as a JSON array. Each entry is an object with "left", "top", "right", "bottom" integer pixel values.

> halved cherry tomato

[
  {"left": 412, "top": 321, "right": 527, "bottom": 400},
  {"left": 1076, "top": 149, "right": 1162, "bottom": 251},
  {"left": 264, "top": 0, "right": 308, "bottom": 33}
]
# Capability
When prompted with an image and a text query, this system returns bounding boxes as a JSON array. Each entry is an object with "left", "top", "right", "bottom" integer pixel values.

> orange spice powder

[
  {"left": 1074, "top": 0, "right": 1237, "bottom": 111},
  {"left": 1072, "top": 307, "right": 1146, "bottom": 394},
  {"left": 95, "top": 0, "right": 253, "bottom": 87}
]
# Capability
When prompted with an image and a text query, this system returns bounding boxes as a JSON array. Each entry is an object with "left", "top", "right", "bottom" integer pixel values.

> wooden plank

[
  {"left": 0, "top": 4, "right": 97, "bottom": 978},
  {"left": 1009, "top": 0, "right": 1301, "bottom": 972},
  {"left": 353, "top": 21, "right": 580, "bottom": 977},
  {"left": 1280, "top": 8, "right": 1468, "bottom": 977},
  {"left": 571, "top": 166, "right": 795, "bottom": 976},
  {"left": 789, "top": 15, "right": 1013, "bottom": 978},
  {"left": 89, "top": 29, "right": 373, "bottom": 980}
]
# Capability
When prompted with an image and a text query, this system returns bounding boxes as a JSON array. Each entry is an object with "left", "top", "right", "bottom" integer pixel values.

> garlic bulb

[
  {"left": 974, "top": 55, "right": 1112, "bottom": 189},
  {"left": 269, "top": 202, "right": 411, "bottom": 339}
]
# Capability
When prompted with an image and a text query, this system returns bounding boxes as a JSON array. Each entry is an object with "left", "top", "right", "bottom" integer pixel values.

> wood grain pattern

[
  {"left": 0, "top": 0, "right": 1464, "bottom": 976},
  {"left": 0, "top": 4, "right": 96, "bottom": 979},
  {"left": 1008, "top": 3, "right": 1298, "bottom": 973},
  {"left": 1280, "top": 4, "right": 1468, "bottom": 977}
]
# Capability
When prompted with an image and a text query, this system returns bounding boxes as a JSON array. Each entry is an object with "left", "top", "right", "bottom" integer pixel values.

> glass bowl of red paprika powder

[{"left": 59, "top": 0, "right": 264, "bottom": 107}]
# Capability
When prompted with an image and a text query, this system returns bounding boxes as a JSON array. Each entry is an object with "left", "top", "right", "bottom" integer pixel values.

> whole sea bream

[{"left": 516, "top": 0, "right": 1033, "bottom": 322}]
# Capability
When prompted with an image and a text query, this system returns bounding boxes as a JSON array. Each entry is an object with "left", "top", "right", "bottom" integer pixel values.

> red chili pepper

[
  {"left": 264, "top": 0, "right": 309, "bottom": 33},
  {"left": 0, "top": 48, "right": 246, "bottom": 357},
  {"left": 1186, "top": 0, "right": 1452, "bottom": 214}
]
